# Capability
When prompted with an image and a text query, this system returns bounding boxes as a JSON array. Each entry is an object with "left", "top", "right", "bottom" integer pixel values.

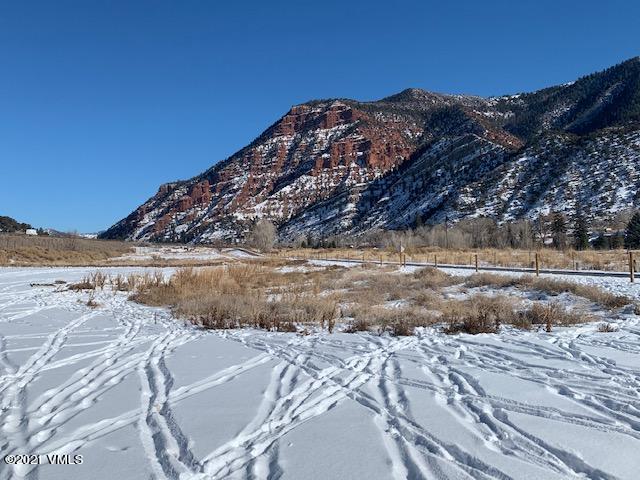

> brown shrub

[
  {"left": 520, "top": 302, "right": 585, "bottom": 331},
  {"left": 343, "top": 314, "right": 371, "bottom": 333},
  {"left": 442, "top": 295, "right": 516, "bottom": 335},
  {"left": 341, "top": 303, "right": 436, "bottom": 335},
  {"left": 410, "top": 290, "right": 441, "bottom": 308},
  {"left": 413, "top": 267, "right": 459, "bottom": 288}
]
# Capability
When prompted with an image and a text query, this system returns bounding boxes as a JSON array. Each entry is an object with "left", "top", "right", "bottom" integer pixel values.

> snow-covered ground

[
  {"left": 110, "top": 246, "right": 260, "bottom": 263},
  {"left": 1, "top": 266, "right": 640, "bottom": 479}
]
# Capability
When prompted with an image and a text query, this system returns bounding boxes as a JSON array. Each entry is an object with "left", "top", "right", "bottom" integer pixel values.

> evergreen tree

[
  {"left": 592, "top": 234, "right": 608, "bottom": 250},
  {"left": 551, "top": 212, "right": 567, "bottom": 250},
  {"left": 624, "top": 212, "right": 640, "bottom": 249},
  {"left": 573, "top": 211, "right": 589, "bottom": 250}
]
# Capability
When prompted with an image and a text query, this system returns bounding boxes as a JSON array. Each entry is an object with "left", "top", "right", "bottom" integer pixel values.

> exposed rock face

[{"left": 100, "top": 57, "right": 640, "bottom": 243}]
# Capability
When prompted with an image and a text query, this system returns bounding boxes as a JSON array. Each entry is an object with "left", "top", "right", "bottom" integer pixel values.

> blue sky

[{"left": 1, "top": 0, "right": 639, "bottom": 232}]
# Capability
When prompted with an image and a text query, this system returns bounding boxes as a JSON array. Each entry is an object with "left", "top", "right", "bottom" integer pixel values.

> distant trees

[
  {"left": 0, "top": 216, "right": 32, "bottom": 233},
  {"left": 353, "top": 218, "right": 536, "bottom": 251},
  {"left": 593, "top": 232, "right": 624, "bottom": 250},
  {"left": 282, "top": 210, "right": 640, "bottom": 252},
  {"left": 534, "top": 215, "right": 551, "bottom": 246},
  {"left": 247, "top": 219, "right": 277, "bottom": 252},
  {"left": 511, "top": 220, "right": 535, "bottom": 250},
  {"left": 624, "top": 212, "right": 640, "bottom": 249}
]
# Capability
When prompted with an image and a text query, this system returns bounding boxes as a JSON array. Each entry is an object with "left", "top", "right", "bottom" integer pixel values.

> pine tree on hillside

[
  {"left": 624, "top": 212, "right": 640, "bottom": 249},
  {"left": 551, "top": 212, "right": 567, "bottom": 250},
  {"left": 573, "top": 211, "right": 590, "bottom": 250}
]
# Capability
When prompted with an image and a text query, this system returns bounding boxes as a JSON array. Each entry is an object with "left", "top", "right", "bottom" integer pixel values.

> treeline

[
  {"left": 0, "top": 215, "right": 32, "bottom": 233},
  {"left": 288, "top": 209, "right": 640, "bottom": 252}
]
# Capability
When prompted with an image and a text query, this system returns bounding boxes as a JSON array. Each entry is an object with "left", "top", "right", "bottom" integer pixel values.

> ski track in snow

[{"left": 0, "top": 266, "right": 639, "bottom": 479}]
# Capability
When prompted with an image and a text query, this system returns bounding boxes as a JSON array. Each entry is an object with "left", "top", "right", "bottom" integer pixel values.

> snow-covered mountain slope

[{"left": 100, "top": 57, "right": 640, "bottom": 243}]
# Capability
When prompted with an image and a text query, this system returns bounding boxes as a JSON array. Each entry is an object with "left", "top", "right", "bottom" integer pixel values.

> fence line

[{"left": 283, "top": 250, "right": 638, "bottom": 282}]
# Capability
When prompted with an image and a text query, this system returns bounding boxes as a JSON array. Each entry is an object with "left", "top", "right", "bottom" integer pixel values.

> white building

[{"left": 25, "top": 229, "right": 38, "bottom": 236}]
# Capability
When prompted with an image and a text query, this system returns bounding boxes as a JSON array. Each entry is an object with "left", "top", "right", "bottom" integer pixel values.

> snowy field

[
  {"left": 109, "top": 246, "right": 259, "bottom": 263},
  {"left": 1, "top": 266, "right": 640, "bottom": 479}
]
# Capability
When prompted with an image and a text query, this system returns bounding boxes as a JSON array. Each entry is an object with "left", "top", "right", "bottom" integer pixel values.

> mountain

[
  {"left": 100, "top": 57, "right": 640, "bottom": 243},
  {"left": 0, "top": 216, "right": 32, "bottom": 233}
]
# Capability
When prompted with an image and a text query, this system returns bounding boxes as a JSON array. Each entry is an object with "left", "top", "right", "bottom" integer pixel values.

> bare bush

[
  {"left": 247, "top": 219, "right": 277, "bottom": 252},
  {"left": 344, "top": 318, "right": 370, "bottom": 333}
]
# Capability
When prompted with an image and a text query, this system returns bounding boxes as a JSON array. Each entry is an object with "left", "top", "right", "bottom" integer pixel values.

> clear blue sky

[{"left": 1, "top": 0, "right": 639, "bottom": 232}]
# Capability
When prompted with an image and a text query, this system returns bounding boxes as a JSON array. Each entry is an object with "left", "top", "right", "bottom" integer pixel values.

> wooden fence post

[
  {"left": 535, "top": 252, "right": 540, "bottom": 277},
  {"left": 434, "top": 254, "right": 438, "bottom": 268},
  {"left": 475, "top": 254, "right": 479, "bottom": 272},
  {"left": 630, "top": 251, "right": 635, "bottom": 283}
]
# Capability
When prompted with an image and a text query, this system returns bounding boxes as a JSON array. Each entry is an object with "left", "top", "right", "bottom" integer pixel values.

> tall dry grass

[
  {"left": 69, "top": 260, "right": 620, "bottom": 336},
  {"left": 132, "top": 266, "right": 340, "bottom": 332},
  {"left": 0, "top": 234, "right": 132, "bottom": 266}
]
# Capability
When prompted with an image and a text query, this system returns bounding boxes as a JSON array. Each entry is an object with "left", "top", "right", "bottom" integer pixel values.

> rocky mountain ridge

[{"left": 100, "top": 57, "right": 640, "bottom": 243}]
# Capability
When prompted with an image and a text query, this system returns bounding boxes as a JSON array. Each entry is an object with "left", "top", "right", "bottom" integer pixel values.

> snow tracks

[{"left": 1, "top": 267, "right": 639, "bottom": 479}]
